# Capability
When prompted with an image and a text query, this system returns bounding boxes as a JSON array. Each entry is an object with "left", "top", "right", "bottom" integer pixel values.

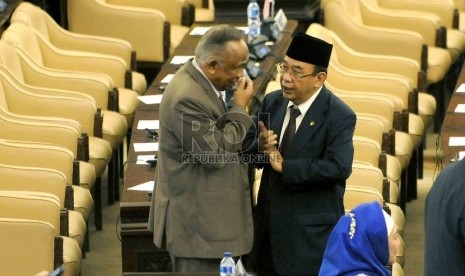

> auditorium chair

[
  {"left": 11, "top": 1, "right": 147, "bottom": 94},
  {"left": 0, "top": 163, "right": 88, "bottom": 251},
  {"left": 0, "top": 191, "right": 82, "bottom": 275},
  {"left": 348, "top": 162, "right": 398, "bottom": 206},
  {"left": 1, "top": 23, "right": 135, "bottom": 197},
  {"left": 352, "top": 112, "right": 411, "bottom": 212},
  {"left": 347, "top": 162, "right": 405, "bottom": 235},
  {"left": 188, "top": 0, "right": 215, "bottom": 22},
  {"left": 0, "top": 218, "right": 65, "bottom": 276},
  {"left": 0, "top": 105, "right": 97, "bottom": 211},
  {"left": 0, "top": 65, "right": 109, "bottom": 192},
  {"left": 0, "top": 40, "right": 128, "bottom": 206},
  {"left": 359, "top": 0, "right": 465, "bottom": 64},
  {"left": 63, "top": 0, "right": 182, "bottom": 68},
  {"left": 0, "top": 64, "right": 112, "bottom": 229},
  {"left": 0, "top": 138, "right": 94, "bottom": 229},
  {"left": 320, "top": 0, "right": 452, "bottom": 131},
  {"left": 307, "top": 23, "right": 436, "bottom": 131},
  {"left": 343, "top": 185, "right": 384, "bottom": 213},
  {"left": 353, "top": 135, "right": 402, "bottom": 187},
  {"left": 0, "top": 108, "right": 91, "bottom": 211},
  {"left": 1, "top": 22, "right": 139, "bottom": 128}
]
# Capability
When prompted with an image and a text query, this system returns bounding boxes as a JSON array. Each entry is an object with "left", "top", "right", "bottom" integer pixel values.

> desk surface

[
  {"left": 440, "top": 62, "right": 465, "bottom": 165},
  {"left": 120, "top": 21, "right": 298, "bottom": 273}
]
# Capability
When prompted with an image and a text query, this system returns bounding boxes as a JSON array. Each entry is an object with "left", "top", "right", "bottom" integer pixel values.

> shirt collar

[
  {"left": 287, "top": 86, "right": 323, "bottom": 116},
  {"left": 192, "top": 58, "right": 222, "bottom": 98}
]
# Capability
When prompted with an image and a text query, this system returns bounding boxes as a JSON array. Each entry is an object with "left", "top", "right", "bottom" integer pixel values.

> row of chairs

[
  {"left": 0, "top": 1, "right": 166, "bottom": 274},
  {"left": 63, "top": 0, "right": 215, "bottom": 68},
  {"left": 0, "top": 1, "right": 219, "bottom": 273}
]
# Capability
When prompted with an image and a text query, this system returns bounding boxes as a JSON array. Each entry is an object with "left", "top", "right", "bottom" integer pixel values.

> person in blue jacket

[{"left": 319, "top": 201, "right": 400, "bottom": 276}]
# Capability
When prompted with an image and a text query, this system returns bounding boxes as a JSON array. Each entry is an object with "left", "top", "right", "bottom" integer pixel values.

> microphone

[
  {"left": 146, "top": 156, "right": 158, "bottom": 167},
  {"left": 144, "top": 128, "right": 159, "bottom": 140}
]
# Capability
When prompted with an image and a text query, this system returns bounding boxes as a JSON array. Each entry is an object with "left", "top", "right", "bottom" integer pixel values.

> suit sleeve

[
  {"left": 175, "top": 95, "right": 253, "bottom": 169},
  {"left": 282, "top": 108, "right": 356, "bottom": 186}
]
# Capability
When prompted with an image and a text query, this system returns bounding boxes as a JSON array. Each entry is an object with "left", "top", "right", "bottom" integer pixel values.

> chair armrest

[
  {"left": 378, "top": 0, "right": 455, "bottom": 28},
  {"left": 15, "top": 50, "right": 112, "bottom": 110},
  {"left": 60, "top": 209, "right": 69, "bottom": 237},
  {"left": 35, "top": 36, "right": 127, "bottom": 88},
  {"left": 67, "top": 0, "right": 168, "bottom": 63},
  {"left": 182, "top": 3, "right": 196, "bottom": 26},
  {"left": 65, "top": 185, "right": 74, "bottom": 211}
]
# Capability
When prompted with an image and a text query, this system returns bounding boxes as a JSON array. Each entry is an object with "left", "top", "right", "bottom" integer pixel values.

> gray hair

[{"left": 195, "top": 24, "right": 245, "bottom": 63}]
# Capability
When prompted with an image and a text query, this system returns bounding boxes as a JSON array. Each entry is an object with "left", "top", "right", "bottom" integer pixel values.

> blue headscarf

[{"left": 318, "top": 202, "right": 391, "bottom": 276}]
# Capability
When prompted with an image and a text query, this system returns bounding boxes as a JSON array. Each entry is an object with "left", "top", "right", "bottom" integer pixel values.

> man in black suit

[
  {"left": 243, "top": 33, "right": 356, "bottom": 275},
  {"left": 424, "top": 158, "right": 465, "bottom": 276}
]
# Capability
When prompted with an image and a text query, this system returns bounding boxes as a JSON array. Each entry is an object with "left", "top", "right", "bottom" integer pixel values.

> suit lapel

[
  {"left": 286, "top": 88, "right": 330, "bottom": 156},
  {"left": 185, "top": 61, "right": 226, "bottom": 113},
  {"left": 269, "top": 96, "right": 289, "bottom": 139}
]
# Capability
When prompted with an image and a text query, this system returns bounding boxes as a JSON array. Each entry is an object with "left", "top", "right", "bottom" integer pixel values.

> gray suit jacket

[{"left": 148, "top": 61, "right": 254, "bottom": 258}]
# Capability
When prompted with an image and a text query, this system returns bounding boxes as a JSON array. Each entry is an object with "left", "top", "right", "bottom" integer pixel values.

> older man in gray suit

[{"left": 148, "top": 24, "right": 255, "bottom": 273}]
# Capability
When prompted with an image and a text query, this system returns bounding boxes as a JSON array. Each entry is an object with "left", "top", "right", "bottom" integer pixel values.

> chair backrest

[
  {"left": 307, "top": 23, "right": 420, "bottom": 86},
  {"left": 0, "top": 38, "right": 27, "bottom": 84},
  {"left": 344, "top": 185, "right": 384, "bottom": 213},
  {"left": 0, "top": 62, "right": 95, "bottom": 136},
  {"left": 67, "top": 0, "right": 167, "bottom": 62},
  {"left": 353, "top": 135, "right": 382, "bottom": 168},
  {"left": 348, "top": 161, "right": 384, "bottom": 193},
  {"left": 0, "top": 163, "right": 68, "bottom": 209},
  {"left": 0, "top": 217, "right": 58, "bottom": 274},
  {"left": 1, "top": 22, "right": 45, "bottom": 67},
  {"left": 347, "top": 162, "right": 398, "bottom": 203},
  {"left": 0, "top": 104, "right": 79, "bottom": 156},
  {"left": 11, "top": 2, "right": 52, "bottom": 41},
  {"left": 188, "top": 0, "right": 215, "bottom": 21},
  {"left": 341, "top": 95, "right": 395, "bottom": 130},
  {"left": 322, "top": 0, "right": 423, "bottom": 62},
  {"left": 0, "top": 190, "right": 61, "bottom": 236},
  {"left": 0, "top": 139, "right": 74, "bottom": 183}
]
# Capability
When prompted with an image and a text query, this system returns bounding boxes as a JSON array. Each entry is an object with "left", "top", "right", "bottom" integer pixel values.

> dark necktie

[{"left": 279, "top": 106, "right": 301, "bottom": 155}]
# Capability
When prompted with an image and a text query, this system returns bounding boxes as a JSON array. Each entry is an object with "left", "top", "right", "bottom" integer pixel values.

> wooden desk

[
  {"left": 121, "top": 20, "right": 298, "bottom": 273},
  {"left": 441, "top": 62, "right": 465, "bottom": 166}
]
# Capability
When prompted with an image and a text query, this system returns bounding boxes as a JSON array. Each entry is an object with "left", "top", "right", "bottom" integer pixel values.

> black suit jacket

[{"left": 243, "top": 86, "right": 356, "bottom": 275}]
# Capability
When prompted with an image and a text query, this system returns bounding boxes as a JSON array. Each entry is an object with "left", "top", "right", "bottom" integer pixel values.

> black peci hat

[{"left": 286, "top": 32, "right": 333, "bottom": 68}]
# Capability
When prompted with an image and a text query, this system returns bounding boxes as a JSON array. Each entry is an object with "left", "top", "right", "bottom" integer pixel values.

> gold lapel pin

[{"left": 310, "top": 121, "right": 315, "bottom": 126}]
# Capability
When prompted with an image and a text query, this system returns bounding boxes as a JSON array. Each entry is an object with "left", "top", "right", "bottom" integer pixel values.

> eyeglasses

[{"left": 278, "top": 63, "right": 318, "bottom": 79}]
